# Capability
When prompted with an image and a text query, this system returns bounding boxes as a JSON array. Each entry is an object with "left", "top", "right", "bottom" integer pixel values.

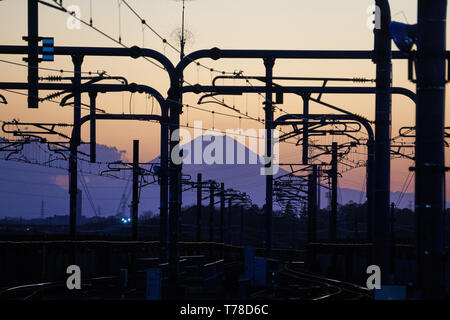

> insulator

[
  {"left": 48, "top": 75, "right": 63, "bottom": 82},
  {"left": 40, "top": 75, "right": 64, "bottom": 82},
  {"left": 352, "top": 77, "right": 367, "bottom": 83},
  {"left": 40, "top": 91, "right": 65, "bottom": 101},
  {"left": 354, "top": 113, "right": 369, "bottom": 121}
]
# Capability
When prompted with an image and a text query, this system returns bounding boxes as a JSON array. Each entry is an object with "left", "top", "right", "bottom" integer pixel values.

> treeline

[
  {"left": 3, "top": 202, "right": 450, "bottom": 248},
  {"left": 142, "top": 201, "right": 450, "bottom": 248}
]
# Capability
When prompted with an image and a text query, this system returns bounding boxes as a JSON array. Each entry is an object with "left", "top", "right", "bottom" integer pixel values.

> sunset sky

[{"left": 0, "top": 0, "right": 449, "bottom": 203}]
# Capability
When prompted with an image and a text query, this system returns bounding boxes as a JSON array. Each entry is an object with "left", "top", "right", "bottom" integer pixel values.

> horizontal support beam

[
  {"left": 79, "top": 114, "right": 162, "bottom": 127},
  {"left": 183, "top": 85, "right": 416, "bottom": 103},
  {"left": 0, "top": 45, "right": 176, "bottom": 85},
  {"left": 0, "top": 82, "right": 168, "bottom": 113},
  {"left": 176, "top": 48, "right": 412, "bottom": 73},
  {"left": 274, "top": 113, "right": 374, "bottom": 142}
]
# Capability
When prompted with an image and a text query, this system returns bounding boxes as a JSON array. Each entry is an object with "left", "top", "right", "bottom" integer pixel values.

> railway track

[
  {"left": 0, "top": 258, "right": 243, "bottom": 300},
  {"left": 275, "top": 262, "right": 372, "bottom": 300},
  {"left": 1, "top": 261, "right": 372, "bottom": 300},
  {"left": 0, "top": 276, "right": 131, "bottom": 300}
]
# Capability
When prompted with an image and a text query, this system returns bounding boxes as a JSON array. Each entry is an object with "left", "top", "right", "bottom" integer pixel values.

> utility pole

[
  {"left": 89, "top": 92, "right": 97, "bottom": 163},
  {"left": 390, "top": 202, "right": 395, "bottom": 275},
  {"left": 69, "top": 54, "right": 83, "bottom": 239},
  {"left": 227, "top": 198, "right": 232, "bottom": 244},
  {"left": 373, "top": 0, "right": 392, "bottom": 283},
  {"left": 220, "top": 183, "right": 225, "bottom": 243},
  {"left": 168, "top": 88, "right": 182, "bottom": 296},
  {"left": 131, "top": 140, "right": 139, "bottom": 241},
  {"left": 415, "top": 0, "right": 447, "bottom": 299},
  {"left": 317, "top": 169, "right": 321, "bottom": 211},
  {"left": 367, "top": 139, "right": 375, "bottom": 243},
  {"left": 302, "top": 94, "right": 310, "bottom": 165},
  {"left": 209, "top": 182, "right": 214, "bottom": 242},
  {"left": 329, "top": 142, "right": 338, "bottom": 242},
  {"left": 160, "top": 105, "right": 169, "bottom": 263},
  {"left": 308, "top": 165, "right": 318, "bottom": 243},
  {"left": 26, "top": 0, "right": 38, "bottom": 108},
  {"left": 178, "top": 0, "right": 189, "bottom": 61},
  {"left": 264, "top": 57, "right": 275, "bottom": 258},
  {"left": 291, "top": 207, "right": 296, "bottom": 249},
  {"left": 240, "top": 206, "right": 244, "bottom": 246},
  {"left": 196, "top": 173, "right": 202, "bottom": 241}
]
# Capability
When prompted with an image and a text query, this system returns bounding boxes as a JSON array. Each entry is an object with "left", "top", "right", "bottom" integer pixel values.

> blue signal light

[{"left": 41, "top": 37, "right": 54, "bottom": 61}]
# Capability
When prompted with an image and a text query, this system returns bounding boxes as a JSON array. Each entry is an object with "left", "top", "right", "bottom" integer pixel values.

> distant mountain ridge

[{"left": 0, "top": 135, "right": 425, "bottom": 218}]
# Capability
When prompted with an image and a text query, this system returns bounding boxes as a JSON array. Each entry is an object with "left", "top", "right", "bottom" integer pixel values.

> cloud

[{"left": 52, "top": 175, "right": 68, "bottom": 190}]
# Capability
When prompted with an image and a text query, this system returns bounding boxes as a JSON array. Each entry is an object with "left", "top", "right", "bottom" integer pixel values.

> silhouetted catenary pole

[
  {"left": 89, "top": 92, "right": 97, "bottom": 163},
  {"left": 415, "top": 0, "right": 447, "bottom": 299},
  {"left": 69, "top": 54, "right": 83, "bottom": 238},
  {"left": 308, "top": 165, "right": 318, "bottom": 243},
  {"left": 366, "top": 138, "right": 375, "bottom": 242},
  {"left": 160, "top": 103, "right": 169, "bottom": 263},
  {"left": 220, "top": 183, "right": 225, "bottom": 243},
  {"left": 209, "top": 182, "right": 214, "bottom": 242},
  {"left": 240, "top": 206, "right": 244, "bottom": 246},
  {"left": 27, "top": 0, "right": 38, "bottom": 109},
  {"left": 330, "top": 142, "right": 338, "bottom": 242},
  {"left": 302, "top": 94, "right": 310, "bottom": 165},
  {"left": 131, "top": 140, "right": 139, "bottom": 240},
  {"left": 227, "top": 198, "right": 232, "bottom": 244},
  {"left": 167, "top": 97, "right": 181, "bottom": 294},
  {"left": 264, "top": 57, "right": 275, "bottom": 258},
  {"left": 196, "top": 173, "right": 202, "bottom": 241},
  {"left": 373, "top": 0, "right": 392, "bottom": 283},
  {"left": 390, "top": 202, "right": 395, "bottom": 275}
]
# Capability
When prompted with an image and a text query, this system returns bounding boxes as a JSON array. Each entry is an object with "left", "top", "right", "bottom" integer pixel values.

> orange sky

[{"left": 0, "top": 0, "right": 449, "bottom": 200}]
